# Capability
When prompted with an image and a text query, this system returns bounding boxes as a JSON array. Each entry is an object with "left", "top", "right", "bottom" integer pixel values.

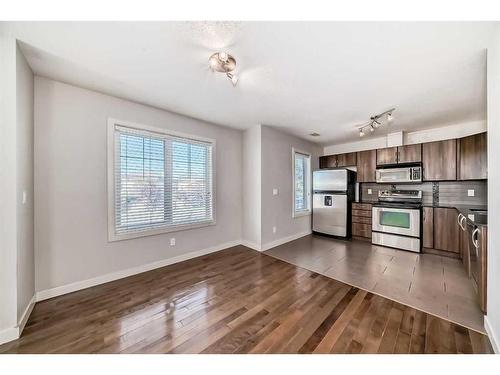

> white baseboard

[
  {"left": 0, "top": 294, "right": 36, "bottom": 345},
  {"left": 34, "top": 231, "right": 311, "bottom": 304},
  {"left": 18, "top": 294, "right": 36, "bottom": 334},
  {"left": 240, "top": 230, "right": 312, "bottom": 252},
  {"left": 36, "top": 240, "right": 241, "bottom": 302},
  {"left": 240, "top": 240, "right": 262, "bottom": 251},
  {"left": 0, "top": 326, "right": 19, "bottom": 346},
  {"left": 485, "top": 316, "right": 499, "bottom": 353},
  {"left": 260, "top": 230, "right": 311, "bottom": 251}
]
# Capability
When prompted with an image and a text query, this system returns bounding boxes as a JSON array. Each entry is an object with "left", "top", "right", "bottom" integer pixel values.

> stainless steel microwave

[{"left": 375, "top": 166, "right": 422, "bottom": 183}]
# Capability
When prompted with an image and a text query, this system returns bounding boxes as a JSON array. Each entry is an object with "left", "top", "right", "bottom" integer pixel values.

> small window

[
  {"left": 108, "top": 119, "right": 215, "bottom": 241},
  {"left": 293, "top": 149, "right": 311, "bottom": 218}
]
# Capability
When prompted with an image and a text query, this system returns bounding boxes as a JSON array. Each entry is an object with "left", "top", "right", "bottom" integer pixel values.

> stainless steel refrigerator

[{"left": 312, "top": 169, "right": 356, "bottom": 239}]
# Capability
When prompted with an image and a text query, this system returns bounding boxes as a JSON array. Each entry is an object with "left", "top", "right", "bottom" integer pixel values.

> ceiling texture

[{"left": 3, "top": 21, "right": 496, "bottom": 145}]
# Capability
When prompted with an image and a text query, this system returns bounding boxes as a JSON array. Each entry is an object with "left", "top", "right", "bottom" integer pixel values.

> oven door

[
  {"left": 376, "top": 168, "right": 411, "bottom": 183},
  {"left": 372, "top": 206, "right": 420, "bottom": 237}
]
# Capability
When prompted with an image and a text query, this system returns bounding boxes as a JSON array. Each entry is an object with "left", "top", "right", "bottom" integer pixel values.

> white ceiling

[{"left": 4, "top": 21, "right": 496, "bottom": 145}]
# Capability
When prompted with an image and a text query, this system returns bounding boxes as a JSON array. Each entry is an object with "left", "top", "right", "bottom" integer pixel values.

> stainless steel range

[{"left": 372, "top": 189, "right": 422, "bottom": 253}]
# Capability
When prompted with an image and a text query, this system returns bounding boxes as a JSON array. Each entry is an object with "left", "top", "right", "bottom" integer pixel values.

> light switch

[
  {"left": 467, "top": 189, "right": 475, "bottom": 197},
  {"left": 22, "top": 191, "right": 27, "bottom": 205},
  {"left": 468, "top": 214, "right": 475, "bottom": 222},
  {"left": 367, "top": 189, "right": 372, "bottom": 195},
  {"left": 273, "top": 188, "right": 279, "bottom": 196},
  {"left": 272, "top": 226, "right": 277, "bottom": 234},
  {"left": 170, "top": 238, "right": 176, "bottom": 246}
]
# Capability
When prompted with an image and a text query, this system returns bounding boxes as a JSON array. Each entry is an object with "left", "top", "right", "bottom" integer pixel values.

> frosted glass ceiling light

[{"left": 209, "top": 52, "right": 238, "bottom": 86}]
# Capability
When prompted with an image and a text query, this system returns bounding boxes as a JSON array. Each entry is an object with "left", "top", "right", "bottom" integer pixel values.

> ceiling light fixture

[
  {"left": 309, "top": 132, "right": 321, "bottom": 137},
  {"left": 357, "top": 108, "right": 396, "bottom": 137},
  {"left": 209, "top": 52, "right": 238, "bottom": 86}
]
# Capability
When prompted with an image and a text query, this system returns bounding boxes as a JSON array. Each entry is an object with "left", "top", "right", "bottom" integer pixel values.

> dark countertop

[{"left": 356, "top": 200, "right": 488, "bottom": 226}]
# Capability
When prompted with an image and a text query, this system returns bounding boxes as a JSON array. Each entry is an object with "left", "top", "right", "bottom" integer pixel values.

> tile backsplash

[{"left": 360, "top": 180, "right": 487, "bottom": 206}]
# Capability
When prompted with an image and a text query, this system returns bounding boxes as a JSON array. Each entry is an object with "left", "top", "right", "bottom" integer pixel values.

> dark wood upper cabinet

[
  {"left": 356, "top": 150, "right": 377, "bottom": 182},
  {"left": 376, "top": 147, "right": 398, "bottom": 165},
  {"left": 319, "top": 155, "right": 336, "bottom": 169},
  {"left": 458, "top": 132, "right": 487, "bottom": 180},
  {"left": 397, "top": 144, "right": 422, "bottom": 164},
  {"left": 433, "top": 207, "right": 460, "bottom": 253},
  {"left": 422, "top": 139, "right": 457, "bottom": 181},
  {"left": 422, "top": 206, "right": 434, "bottom": 249},
  {"left": 336, "top": 152, "right": 357, "bottom": 167},
  {"left": 319, "top": 152, "right": 357, "bottom": 169},
  {"left": 377, "top": 144, "right": 421, "bottom": 166}
]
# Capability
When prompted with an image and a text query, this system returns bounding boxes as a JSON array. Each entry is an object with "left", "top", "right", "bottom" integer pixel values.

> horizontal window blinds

[{"left": 113, "top": 125, "right": 214, "bottom": 236}]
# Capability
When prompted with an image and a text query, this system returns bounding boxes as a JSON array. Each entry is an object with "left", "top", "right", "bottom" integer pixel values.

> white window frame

[
  {"left": 107, "top": 118, "right": 216, "bottom": 242},
  {"left": 292, "top": 147, "right": 311, "bottom": 218}
]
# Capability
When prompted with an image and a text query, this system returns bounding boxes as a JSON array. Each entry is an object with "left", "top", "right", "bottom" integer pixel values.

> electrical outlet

[
  {"left": 467, "top": 189, "right": 475, "bottom": 197},
  {"left": 170, "top": 238, "right": 176, "bottom": 246},
  {"left": 367, "top": 189, "right": 372, "bottom": 195},
  {"left": 272, "top": 226, "right": 277, "bottom": 234},
  {"left": 273, "top": 188, "right": 279, "bottom": 196}
]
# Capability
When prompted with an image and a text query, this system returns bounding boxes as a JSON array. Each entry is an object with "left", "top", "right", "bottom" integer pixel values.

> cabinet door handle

[
  {"left": 457, "top": 213, "right": 466, "bottom": 231},
  {"left": 460, "top": 216, "right": 466, "bottom": 231},
  {"left": 472, "top": 227, "right": 480, "bottom": 249}
]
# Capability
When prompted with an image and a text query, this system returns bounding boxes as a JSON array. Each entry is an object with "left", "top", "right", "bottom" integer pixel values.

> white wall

[
  {"left": 0, "top": 31, "right": 19, "bottom": 340},
  {"left": 323, "top": 120, "right": 487, "bottom": 155},
  {"left": 16, "top": 44, "right": 35, "bottom": 322},
  {"left": 34, "top": 77, "right": 242, "bottom": 293},
  {"left": 486, "top": 30, "right": 500, "bottom": 353},
  {"left": 260, "top": 126, "right": 321, "bottom": 247},
  {"left": 242, "top": 125, "right": 262, "bottom": 249}
]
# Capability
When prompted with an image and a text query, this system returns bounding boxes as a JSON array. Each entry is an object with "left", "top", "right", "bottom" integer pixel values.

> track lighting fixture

[
  {"left": 357, "top": 108, "right": 396, "bottom": 137},
  {"left": 209, "top": 52, "right": 238, "bottom": 86}
]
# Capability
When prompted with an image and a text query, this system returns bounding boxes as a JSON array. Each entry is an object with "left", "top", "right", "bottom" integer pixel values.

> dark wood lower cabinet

[
  {"left": 352, "top": 203, "right": 372, "bottom": 239},
  {"left": 433, "top": 208, "right": 460, "bottom": 254},
  {"left": 422, "top": 207, "right": 434, "bottom": 249}
]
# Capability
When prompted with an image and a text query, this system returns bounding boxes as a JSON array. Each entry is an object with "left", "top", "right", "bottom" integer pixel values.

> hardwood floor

[{"left": 0, "top": 246, "right": 492, "bottom": 354}]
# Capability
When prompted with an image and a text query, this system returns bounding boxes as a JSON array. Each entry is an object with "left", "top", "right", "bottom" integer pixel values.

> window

[
  {"left": 292, "top": 148, "right": 311, "bottom": 218},
  {"left": 108, "top": 119, "right": 215, "bottom": 241}
]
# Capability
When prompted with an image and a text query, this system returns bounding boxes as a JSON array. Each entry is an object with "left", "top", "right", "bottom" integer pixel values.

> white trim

[
  {"left": 0, "top": 327, "right": 18, "bottom": 346},
  {"left": 293, "top": 210, "right": 311, "bottom": 218},
  {"left": 485, "top": 316, "right": 500, "bottom": 354},
  {"left": 107, "top": 117, "right": 217, "bottom": 242},
  {"left": 34, "top": 231, "right": 314, "bottom": 302},
  {"left": 0, "top": 294, "right": 36, "bottom": 345},
  {"left": 240, "top": 240, "right": 262, "bottom": 251},
  {"left": 323, "top": 120, "right": 486, "bottom": 155},
  {"left": 261, "top": 230, "right": 312, "bottom": 252},
  {"left": 36, "top": 239, "right": 240, "bottom": 302},
  {"left": 292, "top": 147, "right": 312, "bottom": 218},
  {"left": 17, "top": 294, "right": 36, "bottom": 334}
]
